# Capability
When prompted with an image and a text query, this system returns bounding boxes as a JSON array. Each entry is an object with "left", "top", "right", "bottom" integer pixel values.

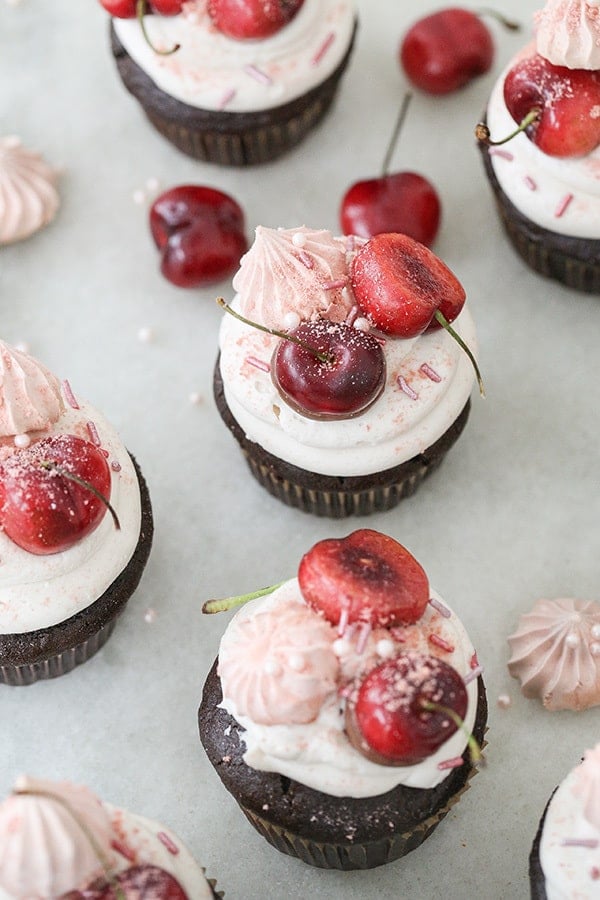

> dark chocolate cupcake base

[
  {"left": 110, "top": 21, "right": 357, "bottom": 166},
  {"left": 199, "top": 660, "right": 487, "bottom": 870},
  {"left": 479, "top": 138, "right": 600, "bottom": 294},
  {"left": 214, "top": 361, "right": 471, "bottom": 517},
  {"left": 0, "top": 456, "right": 153, "bottom": 686},
  {"left": 529, "top": 796, "right": 554, "bottom": 900}
]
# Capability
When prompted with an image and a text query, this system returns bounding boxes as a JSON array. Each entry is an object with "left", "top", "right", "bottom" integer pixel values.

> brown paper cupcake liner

[
  {"left": 214, "top": 360, "right": 471, "bottom": 517},
  {"left": 479, "top": 138, "right": 600, "bottom": 294},
  {"left": 111, "top": 22, "right": 357, "bottom": 166}
]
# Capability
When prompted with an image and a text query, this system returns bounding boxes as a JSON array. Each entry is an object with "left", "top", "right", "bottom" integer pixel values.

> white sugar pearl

[
  {"left": 376, "top": 639, "right": 395, "bottom": 658},
  {"left": 591, "top": 624, "right": 600, "bottom": 640},
  {"left": 137, "top": 326, "right": 155, "bottom": 343},
  {"left": 264, "top": 659, "right": 281, "bottom": 676},
  {"left": 288, "top": 653, "right": 304, "bottom": 671},
  {"left": 332, "top": 638, "right": 349, "bottom": 657},
  {"left": 565, "top": 632, "right": 580, "bottom": 649},
  {"left": 189, "top": 392, "right": 203, "bottom": 406},
  {"left": 497, "top": 694, "right": 511, "bottom": 709},
  {"left": 132, "top": 189, "right": 146, "bottom": 205},
  {"left": 591, "top": 642, "right": 600, "bottom": 657},
  {"left": 145, "top": 177, "right": 160, "bottom": 192},
  {"left": 13, "top": 434, "right": 31, "bottom": 448},
  {"left": 353, "top": 317, "right": 371, "bottom": 332},
  {"left": 292, "top": 232, "right": 307, "bottom": 248},
  {"left": 283, "top": 311, "right": 300, "bottom": 330}
]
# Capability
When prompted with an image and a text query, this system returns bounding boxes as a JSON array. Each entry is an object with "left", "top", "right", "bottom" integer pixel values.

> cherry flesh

[
  {"left": 207, "top": 0, "right": 304, "bottom": 40},
  {"left": 350, "top": 233, "right": 465, "bottom": 338},
  {"left": 400, "top": 8, "right": 494, "bottom": 95},
  {"left": 61, "top": 864, "right": 188, "bottom": 899},
  {"left": 298, "top": 529, "right": 429, "bottom": 628},
  {"left": 503, "top": 54, "right": 600, "bottom": 158},
  {"left": 150, "top": 185, "right": 248, "bottom": 289},
  {"left": 0, "top": 435, "right": 111, "bottom": 556},
  {"left": 346, "top": 652, "right": 468, "bottom": 765},
  {"left": 271, "top": 320, "right": 386, "bottom": 419}
]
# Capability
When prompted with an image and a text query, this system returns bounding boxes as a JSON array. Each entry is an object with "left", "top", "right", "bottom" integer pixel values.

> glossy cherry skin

[
  {"left": 400, "top": 8, "right": 493, "bottom": 95},
  {"left": 503, "top": 54, "right": 600, "bottom": 158},
  {"left": 150, "top": 185, "right": 248, "bottom": 289},
  {"left": 61, "top": 864, "right": 188, "bottom": 899},
  {"left": 207, "top": 0, "right": 304, "bottom": 40},
  {"left": 0, "top": 435, "right": 111, "bottom": 555},
  {"left": 271, "top": 320, "right": 386, "bottom": 419},
  {"left": 351, "top": 233, "right": 465, "bottom": 338},
  {"left": 150, "top": 0, "right": 184, "bottom": 13},
  {"left": 346, "top": 652, "right": 468, "bottom": 765},
  {"left": 298, "top": 529, "right": 429, "bottom": 627},
  {"left": 99, "top": 0, "right": 136, "bottom": 16}
]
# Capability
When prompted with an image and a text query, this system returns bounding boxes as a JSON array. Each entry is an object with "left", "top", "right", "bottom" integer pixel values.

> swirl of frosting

[
  {"left": 0, "top": 340, "right": 64, "bottom": 439},
  {"left": 0, "top": 137, "right": 60, "bottom": 245},
  {"left": 218, "top": 595, "right": 339, "bottom": 725},
  {"left": 0, "top": 775, "right": 115, "bottom": 898},
  {"left": 535, "top": 0, "right": 600, "bottom": 69},
  {"left": 508, "top": 597, "right": 600, "bottom": 710},
  {"left": 233, "top": 226, "right": 355, "bottom": 330},
  {"left": 573, "top": 744, "right": 600, "bottom": 830}
]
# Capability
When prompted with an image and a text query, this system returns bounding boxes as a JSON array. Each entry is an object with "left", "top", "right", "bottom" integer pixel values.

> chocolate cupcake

[
  {"left": 478, "top": 0, "right": 600, "bottom": 293},
  {"left": 0, "top": 775, "right": 220, "bottom": 897},
  {"left": 0, "top": 341, "right": 153, "bottom": 685},
  {"left": 199, "top": 530, "right": 487, "bottom": 870},
  {"left": 107, "top": 1, "right": 357, "bottom": 166},
  {"left": 215, "top": 226, "right": 478, "bottom": 517}
]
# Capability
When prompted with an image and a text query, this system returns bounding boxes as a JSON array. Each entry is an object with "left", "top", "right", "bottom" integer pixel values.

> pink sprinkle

[
  {"left": 111, "top": 460, "right": 122, "bottom": 472},
  {"left": 297, "top": 250, "right": 314, "bottom": 269},
  {"left": 562, "top": 838, "right": 599, "bottom": 849},
  {"left": 157, "top": 831, "right": 179, "bottom": 855},
  {"left": 218, "top": 87, "right": 236, "bottom": 110},
  {"left": 555, "top": 192, "right": 574, "bottom": 218},
  {"left": 438, "top": 756, "right": 464, "bottom": 771},
  {"left": 524, "top": 175, "right": 537, "bottom": 191},
  {"left": 243, "top": 64, "right": 272, "bottom": 85},
  {"left": 429, "top": 597, "right": 451, "bottom": 618},
  {"left": 429, "top": 633, "right": 454, "bottom": 653},
  {"left": 464, "top": 664, "right": 484, "bottom": 685},
  {"left": 338, "top": 606, "right": 349, "bottom": 637},
  {"left": 86, "top": 421, "right": 101, "bottom": 446},
  {"left": 246, "top": 356, "right": 270, "bottom": 373},
  {"left": 338, "top": 684, "right": 352, "bottom": 698},
  {"left": 62, "top": 379, "right": 80, "bottom": 410},
  {"left": 591, "top": 867, "right": 600, "bottom": 880},
  {"left": 345, "top": 235, "right": 356, "bottom": 252},
  {"left": 312, "top": 31, "right": 335, "bottom": 66},
  {"left": 470, "top": 652, "right": 479, "bottom": 669},
  {"left": 345, "top": 305, "right": 359, "bottom": 326},
  {"left": 322, "top": 278, "right": 347, "bottom": 291},
  {"left": 100, "top": 448, "right": 109, "bottom": 458},
  {"left": 372, "top": 333, "right": 386, "bottom": 346},
  {"left": 489, "top": 149, "right": 514, "bottom": 161},
  {"left": 390, "top": 627, "right": 407, "bottom": 643},
  {"left": 419, "top": 363, "right": 442, "bottom": 383},
  {"left": 111, "top": 839, "right": 135, "bottom": 862},
  {"left": 397, "top": 376, "right": 418, "bottom": 400},
  {"left": 356, "top": 622, "right": 372, "bottom": 655}
]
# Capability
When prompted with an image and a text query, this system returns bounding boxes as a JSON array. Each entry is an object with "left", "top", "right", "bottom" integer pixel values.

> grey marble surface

[{"left": 1, "top": 1, "right": 598, "bottom": 898}]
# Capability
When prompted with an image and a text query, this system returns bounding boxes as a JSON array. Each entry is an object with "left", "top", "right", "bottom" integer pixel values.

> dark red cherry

[
  {"left": 99, "top": 0, "right": 136, "bottom": 15},
  {"left": 61, "top": 864, "right": 188, "bottom": 899},
  {"left": 207, "top": 0, "right": 304, "bottom": 40}
]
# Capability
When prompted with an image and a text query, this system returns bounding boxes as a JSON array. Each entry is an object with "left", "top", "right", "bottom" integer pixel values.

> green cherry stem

[
  {"left": 137, "top": 0, "right": 180, "bottom": 56},
  {"left": 475, "top": 7, "right": 520, "bottom": 31},
  {"left": 419, "top": 701, "right": 483, "bottom": 766},
  {"left": 434, "top": 311, "right": 485, "bottom": 398},
  {"left": 381, "top": 91, "right": 413, "bottom": 177},
  {"left": 202, "top": 581, "right": 287, "bottom": 615},
  {"left": 475, "top": 108, "right": 541, "bottom": 147},
  {"left": 216, "top": 298, "right": 333, "bottom": 364},
  {"left": 39, "top": 460, "right": 121, "bottom": 531}
]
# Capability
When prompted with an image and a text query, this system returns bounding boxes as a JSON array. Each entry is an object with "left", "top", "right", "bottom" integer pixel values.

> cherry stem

[
  {"left": 419, "top": 700, "right": 483, "bottom": 765},
  {"left": 14, "top": 787, "right": 127, "bottom": 900},
  {"left": 39, "top": 460, "right": 121, "bottom": 531},
  {"left": 435, "top": 311, "right": 485, "bottom": 398},
  {"left": 202, "top": 581, "right": 286, "bottom": 614},
  {"left": 475, "top": 7, "right": 520, "bottom": 31},
  {"left": 475, "top": 109, "right": 541, "bottom": 147},
  {"left": 137, "top": 0, "right": 180, "bottom": 56},
  {"left": 216, "top": 298, "right": 333, "bottom": 365},
  {"left": 381, "top": 91, "right": 413, "bottom": 177}
]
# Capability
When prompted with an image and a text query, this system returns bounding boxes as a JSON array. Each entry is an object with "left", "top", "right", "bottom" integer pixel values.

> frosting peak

[
  {"left": 573, "top": 744, "right": 600, "bottom": 830},
  {"left": 0, "top": 340, "right": 64, "bottom": 439},
  {"left": 508, "top": 597, "right": 600, "bottom": 710},
  {"left": 0, "top": 136, "right": 60, "bottom": 245},
  {"left": 233, "top": 226, "right": 355, "bottom": 330},
  {"left": 535, "top": 0, "right": 600, "bottom": 69}
]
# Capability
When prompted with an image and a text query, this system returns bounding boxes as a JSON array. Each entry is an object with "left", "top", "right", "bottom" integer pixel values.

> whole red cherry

[
  {"left": 0, "top": 435, "right": 112, "bottom": 555},
  {"left": 207, "top": 0, "right": 304, "bottom": 40},
  {"left": 61, "top": 864, "right": 188, "bottom": 899},
  {"left": 150, "top": 185, "right": 248, "bottom": 289},
  {"left": 99, "top": 0, "right": 136, "bottom": 16}
]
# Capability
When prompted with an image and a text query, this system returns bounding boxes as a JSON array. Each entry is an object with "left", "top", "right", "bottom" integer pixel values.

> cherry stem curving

[
  {"left": 381, "top": 91, "right": 413, "bottom": 177},
  {"left": 420, "top": 700, "right": 483, "bottom": 765},
  {"left": 435, "top": 311, "right": 485, "bottom": 398},
  {"left": 475, "top": 7, "right": 520, "bottom": 31},
  {"left": 475, "top": 108, "right": 541, "bottom": 147},
  {"left": 39, "top": 460, "right": 121, "bottom": 531},
  {"left": 202, "top": 581, "right": 287, "bottom": 614},
  {"left": 137, "top": 0, "right": 180, "bottom": 55}
]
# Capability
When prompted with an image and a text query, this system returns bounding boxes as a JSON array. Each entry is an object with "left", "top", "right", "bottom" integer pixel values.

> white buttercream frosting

[
  {"left": 0, "top": 777, "right": 212, "bottom": 899},
  {"left": 535, "top": 0, "right": 600, "bottom": 70},
  {"left": 486, "top": 47, "right": 600, "bottom": 239},
  {"left": 218, "top": 579, "right": 478, "bottom": 799},
  {"left": 539, "top": 747, "right": 600, "bottom": 899},
  {"left": 0, "top": 136, "right": 59, "bottom": 245},
  {"left": 0, "top": 385, "right": 141, "bottom": 635},
  {"left": 219, "top": 226, "right": 476, "bottom": 478},
  {"left": 113, "top": 0, "right": 356, "bottom": 113},
  {"left": 0, "top": 340, "right": 64, "bottom": 438}
]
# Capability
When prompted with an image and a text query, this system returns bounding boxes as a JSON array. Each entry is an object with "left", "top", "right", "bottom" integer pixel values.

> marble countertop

[{"left": 1, "top": 2, "right": 598, "bottom": 897}]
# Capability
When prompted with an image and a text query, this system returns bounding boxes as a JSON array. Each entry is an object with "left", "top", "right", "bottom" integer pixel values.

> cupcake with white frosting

[
  {"left": 106, "top": 0, "right": 357, "bottom": 165},
  {"left": 0, "top": 775, "right": 218, "bottom": 898},
  {"left": 478, "top": 0, "right": 600, "bottom": 292},
  {"left": 0, "top": 340, "right": 153, "bottom": 685}
]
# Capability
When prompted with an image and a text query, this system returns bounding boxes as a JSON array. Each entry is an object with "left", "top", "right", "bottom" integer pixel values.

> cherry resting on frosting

[
  {"left": 150, "top": 186, "right": 248, "bottom": 289},
  {"left": 61, "top": 864, "right": 188, "bottom": 899},
  {"left": 345, "top": 652, "right": 469, "bottom": 765},
  {"left": 298, "top": 529, "right": 429, "bottom": 627},
  {"left": 207, "top": 0, "right": 304, "bottom": 40},
  {"left": 99, "top": 0, "right": 183, "bottom": 17},
  {"left": 0, "top": 434, "right": 112, "bottom": 555}
]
